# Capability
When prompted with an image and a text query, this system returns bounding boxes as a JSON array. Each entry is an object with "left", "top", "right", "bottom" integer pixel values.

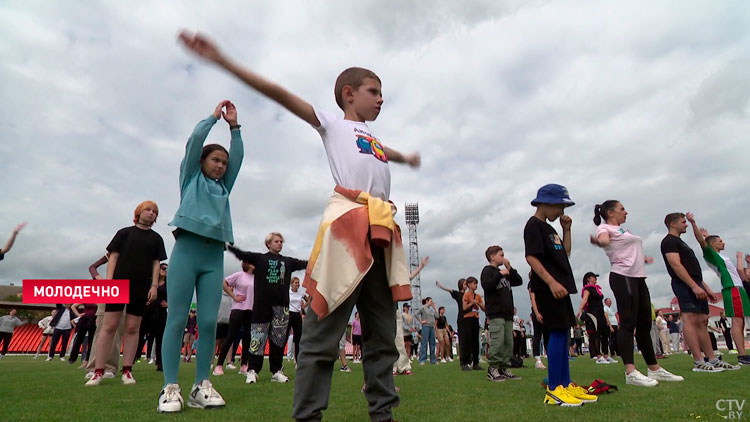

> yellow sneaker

[
  {"left": 566, "top": 383, "right": 598, "bottom": 403},
  {"left": 544, "top": 385, "right": 583, "bottom": 407}
]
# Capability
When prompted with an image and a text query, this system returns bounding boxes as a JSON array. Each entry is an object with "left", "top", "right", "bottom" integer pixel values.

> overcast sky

[{"left": 1, "top": 1, "right": 749, "bottom": 324}]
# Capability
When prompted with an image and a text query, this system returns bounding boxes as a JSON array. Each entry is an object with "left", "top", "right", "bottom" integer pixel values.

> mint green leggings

[{"left": 162, "top": 231, "right": 224, "bottom": 386}]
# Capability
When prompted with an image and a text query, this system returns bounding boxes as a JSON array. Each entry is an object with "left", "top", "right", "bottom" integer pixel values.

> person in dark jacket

[{"left": 481, "top": 245, "right": 523, "bottom": 382}]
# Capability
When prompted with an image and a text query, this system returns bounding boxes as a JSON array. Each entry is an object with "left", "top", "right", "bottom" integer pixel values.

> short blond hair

[{"left": 265, "top": 232, "right": 284, "bottom": 249}]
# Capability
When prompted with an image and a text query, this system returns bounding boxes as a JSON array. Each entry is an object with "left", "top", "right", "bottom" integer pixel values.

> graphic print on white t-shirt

[{"left": 313, "top": 107, "right": 391, "bottom": 200}]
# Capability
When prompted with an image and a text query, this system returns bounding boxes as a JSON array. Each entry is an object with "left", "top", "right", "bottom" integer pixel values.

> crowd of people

[{"left": 1, "top": 28, "right": 749, "bottom": 421}]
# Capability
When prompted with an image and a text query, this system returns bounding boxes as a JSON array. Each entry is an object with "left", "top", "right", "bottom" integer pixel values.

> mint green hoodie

[{"left": 168, "top": 115, "right": 243, "bottom": 243}]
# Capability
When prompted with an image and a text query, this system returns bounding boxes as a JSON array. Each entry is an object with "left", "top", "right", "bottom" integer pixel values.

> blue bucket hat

[{"left": 531, "top": 184, "right": 575, "bottom": 207}]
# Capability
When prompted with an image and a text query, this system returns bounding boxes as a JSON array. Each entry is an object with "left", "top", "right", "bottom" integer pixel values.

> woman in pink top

[
  {"left": 351, "top": 312, "right": 362, "bottom": 363},
  {"left": 591, "top": 200, "right": 683, "bottom": 387},
  {"left": 213, "top": 261, "right": 255, "bottom": 376}
]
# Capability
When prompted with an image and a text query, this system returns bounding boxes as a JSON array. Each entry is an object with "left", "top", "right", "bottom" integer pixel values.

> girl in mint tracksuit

[{"left": 158, "top": 100, "right": 244, "bottom": 413}]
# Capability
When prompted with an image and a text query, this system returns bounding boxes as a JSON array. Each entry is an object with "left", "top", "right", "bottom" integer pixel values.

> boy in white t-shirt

[{"left": 179, "top": 31, "right": 419, "bottom": 422}]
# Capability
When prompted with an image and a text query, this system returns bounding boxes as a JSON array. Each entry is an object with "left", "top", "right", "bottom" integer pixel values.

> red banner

[{"left": 22, "top": 280, "right": 130, "bottom": 303}]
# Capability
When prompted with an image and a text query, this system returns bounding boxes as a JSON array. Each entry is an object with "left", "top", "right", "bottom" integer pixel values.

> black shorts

[
  {"left": 535, "top": 287, "right": 575, "bottom": 333},
  {"left": 671, "top": 279, "right": 709, "bottom": 314},
  {"left": 403, "top": 335, "right": 412, "bottom": 344},
  {"left": 105, "top": 282, "right": 148, "bottom": 316},
  {"left": 352, "top": 334, "right": 362, "bottom": 346},
  {"left": 216, "top": 322, "right": 229, "bottom": 340}
]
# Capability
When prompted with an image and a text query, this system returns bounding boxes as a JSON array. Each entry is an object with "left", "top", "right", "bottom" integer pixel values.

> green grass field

[{"left": 1, "top": 352, "right": 748, "bottom": 421}]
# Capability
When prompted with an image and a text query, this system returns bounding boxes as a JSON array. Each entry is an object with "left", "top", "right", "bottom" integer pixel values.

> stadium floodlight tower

[{"left": 404, "top": 203, "right": 421, "bottom": 311}]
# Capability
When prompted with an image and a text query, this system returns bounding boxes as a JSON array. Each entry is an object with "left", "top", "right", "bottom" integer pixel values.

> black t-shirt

[
  {"left": 524, "top": 216, "right": 576, "bottom": 295},
  {"left": 436, "top": 315, "right": 447, "bottom": 329},
  {"left": 107, "top": 226, "right": 167, "bottom": 283},
  {"left": 583, "top": 285, "right": 604, "bottom": 314},
  {"left": 660, "top": 234, "right": 702, "bottom": 283},
  {"left": 450, "top": 290, "right": 466, "bottom": 322},
  {"left": 228, "top": 246, "right": 307, "bottom": 308},
  {"left": 0, "top": 251, "right": 4, "bottom": 261}
]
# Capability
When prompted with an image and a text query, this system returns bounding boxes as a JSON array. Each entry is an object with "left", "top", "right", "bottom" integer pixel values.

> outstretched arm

[
  {"left": 1, "top": 222, "right": 26, "bottom": 254},
  {"left": 178, "top": 31, "right": 319, "bottom": 127},
  {"left": 686, "top": 212, "right": 707, "bottom": 249},
  {"left": 409, "top": 256, "right": 429, "bottom": 280},
  {"left": 435, "top": 280, "right": 452, "bottom": 293},
  {"left": 384, "top": 146, "right": 420, "bottom": 168}
]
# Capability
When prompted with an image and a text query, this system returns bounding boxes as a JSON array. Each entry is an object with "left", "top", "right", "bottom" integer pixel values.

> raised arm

[
  {"left": 222, "top": 101, "right": 244, "bottom": 192},
  {"left": 560, "top": 215, "right": 572, "bottom": 256},
  {"left": 435, "top": 280, "right": 452, "bottom": 293},
  {"left": 180, "top": 102, "right": 225, "bottom": 187},
  {"left": 409, "top": 256, "right": 429, "bottom": 280},
  {"left": 178, "top": 31, "right": 319, "bottom": 127},
  {"left": 686, "top": 212, "right": 707, "bottom": 249},
  {"left": 1, "top": 222, "right": 26, "bottom": 254}
]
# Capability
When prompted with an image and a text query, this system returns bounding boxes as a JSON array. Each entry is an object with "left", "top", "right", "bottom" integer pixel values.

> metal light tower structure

[{"left": 404, "top": 203, "right": 421, "bottom": 311}]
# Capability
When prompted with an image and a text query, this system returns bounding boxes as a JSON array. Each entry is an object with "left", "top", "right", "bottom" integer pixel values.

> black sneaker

[
  {"left": 487, "top": 366, "right": 506, "bottom": 382},
  {"left": 500, "top": 368, "right": 521, "bottom": 380},
  {"left": 461, "top": 364, "right": 472, "bottom": 371},
  {"left": 738, "top": 356, "right": 750, "bottom": 366},
  {"left": 472, "top": 364, "right": 483, "bottom": 371}
]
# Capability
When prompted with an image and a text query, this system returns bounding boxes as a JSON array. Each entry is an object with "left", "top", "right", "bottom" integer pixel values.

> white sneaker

[
  {"left": 148, "top": 358, "right": 155, "bottom": 364},
  {"left": 188, "top": 380, "right": 226, "bottom": 409},
  {"left": 85, "top": 372, "right": 103, "bottom": 386},
  {"left": 212, "top": 365, "right": 224, "bottom": 376},
  {"left": 33, "top": 354, "right": 39, "bottom": 359},
  {"left": 606, "top": 356, "right": 618, "bottom": 363},
  {"left": 728, "top": 350, "right": 739, "bottom": 355},
  {"left": 245, "top": 369, "right": 258, "bottom": 384},
  {"left": 85, "top": 371, "right": 95, "bottom": 379},
  {"left": 596, "top": 357, "right": 609, "bottom": 364},
  {"left": 441, "top": 359, "right": 447, "bottom": 363},
  {"left": 103, "top": 371, "right": 115, "bottom": 379},
  {"left": 121, "top": 371, "right": 136, "bottom": 385},
  {"left": 238, "top": 364, "right": 248, "bottom": 375},
  {"left": 647, "top": 367, "right": 684, "bottom": 382},
  {"left": 158, "top": 384, "right": 184, "bottom": 413},
  {"left": 711, "top": 359, "right": 740, "bottom": 371},
  {"left": 535, "top": 360, "right": 546, "bottom": 370},
  {"left": 60, "top": 357, "right": 66, "bottom": 361},
  {"left": 45, "top": 357, "right": 53, "bottom": 361},
  {"left": 226, "top": 363, "right": 237, "bottom": 370},
  {"left": 448, "top": 357, "right": 454, "bottom": 362},
  {"left": 271, "top": 370, "right": 289, "bottom": 383},
  {"left": 625, "top": 370, "right": 658, "bottom": 387}
]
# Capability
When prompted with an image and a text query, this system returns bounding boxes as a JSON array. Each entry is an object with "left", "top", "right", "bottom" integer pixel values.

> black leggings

[
  {"left": 459, "top": 317, "right": 479, "bottom": 366},
  {"left": 286, "top": 311, "right": 303, "bottom": 361},
  {"left": 531, "top": 316, "right": 546, "bottom": 356},
  {"left": 48, "top": 328, "right": 72, "bottom": 358},
  {"left": 582, "top": 310, "right": 609, "bottom": 357},
  {"left": 217, "top": 309, "right": 252, "bottom": 366},
  {"left": 0, "top": 332, "right": 13, "bottom": 355},
  {"left": 609, "top": 273, "right": 656, "bottom": 366},
  {"left": 69, "top": 317, "right": 96, "bottom": 363}
]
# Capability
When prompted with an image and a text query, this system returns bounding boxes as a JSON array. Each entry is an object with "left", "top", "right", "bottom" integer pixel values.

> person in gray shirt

[
  {"left": 416, "top": 298, "right": 438, "bottom": 365},
  {"left": 0, "top": 309, "right": 26, "bottom": 358}
]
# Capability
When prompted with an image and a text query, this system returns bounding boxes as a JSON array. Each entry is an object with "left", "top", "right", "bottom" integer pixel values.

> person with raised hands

[
  {"left": 158, "top": 100, "right": 244, "bottom": 413},
  {"left": 687, "top": 213, "right": 748, "bottom": 366}
]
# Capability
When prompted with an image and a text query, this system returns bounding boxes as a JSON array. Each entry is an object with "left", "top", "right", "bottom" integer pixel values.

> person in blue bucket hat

[{"left": 524, "top": 184, "right": 597, "bottom": 407}]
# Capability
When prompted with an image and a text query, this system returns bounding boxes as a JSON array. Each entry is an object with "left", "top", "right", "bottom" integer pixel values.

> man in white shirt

[{"left": 604, "top": 298, "right": 619, "bottom": 356}]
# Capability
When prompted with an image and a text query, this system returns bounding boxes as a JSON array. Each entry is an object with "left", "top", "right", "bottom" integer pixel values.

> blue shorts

[{"left": 671, "top": 279, "right": 709, "bottom": 314}]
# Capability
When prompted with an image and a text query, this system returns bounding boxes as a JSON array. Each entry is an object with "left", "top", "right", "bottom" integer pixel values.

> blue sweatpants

[
  {"left": 162, "top": 231, "right": 224, "bottom": 386},
  {"left": 547, "top": 330, "right": 571, "bottom": 389}
]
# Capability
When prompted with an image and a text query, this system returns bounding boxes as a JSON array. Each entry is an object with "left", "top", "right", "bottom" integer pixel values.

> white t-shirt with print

[
  {"left": 596, "top": 223, "right": 647, "bottom": 277},
  {"left": 313, "top": 108, "right": 391, "bottom": 200}
]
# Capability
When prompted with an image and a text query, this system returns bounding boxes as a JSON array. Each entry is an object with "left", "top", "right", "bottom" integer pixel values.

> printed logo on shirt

[
  {"left": 267, "top": 259, "right": 281, "bottom": 284},
  {"left": 355, "top": 134, "right": 388, "bottom": 163},
  {"left": 549, "top": 234, "right": 563, "bottom": 251},
  {"left": 618, "top": 228, "right": 625, "bottom": 234}
]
